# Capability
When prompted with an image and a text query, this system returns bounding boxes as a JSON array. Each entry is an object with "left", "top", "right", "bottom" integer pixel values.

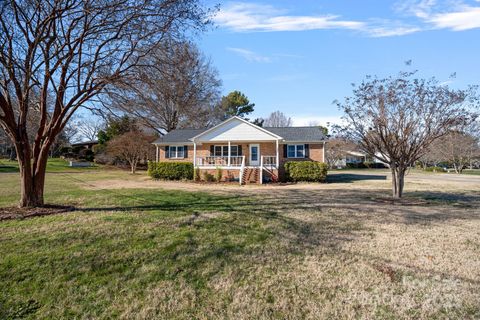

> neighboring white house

[
  {"left": 335, "top": 150, "right": 389, "bottom": 168},
  {"left": 332, "top": 151, "right": 365, "bottom": 168}
]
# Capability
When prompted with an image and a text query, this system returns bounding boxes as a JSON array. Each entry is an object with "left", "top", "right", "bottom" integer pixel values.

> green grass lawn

[
  {"left": 1, "top": 168, "right": 479, "bottom": 319},
  {"left": 0, "top": 158, "right": 101, "bottom": 173},
  {"left": 462, "top": 169, "right": 480, "bottom": 175}
]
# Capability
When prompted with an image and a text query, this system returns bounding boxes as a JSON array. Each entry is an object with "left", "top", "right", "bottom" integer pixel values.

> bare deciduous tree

[
  {"left": 418, "top": 139, "right": 444, "bottom": 169},
  {"left": 107, "top": 131, "right": 155, "bottom": 174},
  {"left": 0, "top": 0, "right": 210, "bottom": 207},
  {"left": 263, "top": 111, "right": 292, "bottom": 127},
  {"left": 104, "top": 39, "right": 221, "bottom": 133},
  {"left": 337, "top": 71, "right": 478, "bottom": 198},
  {"left": 437, "top": 131, "right": 479, "bottom": 173},
  {"left": 325, "top": 138, "right": 357, "bottom": 169},
  {"left": 75, "top": 117, "right": 105, "bottom": 142}
]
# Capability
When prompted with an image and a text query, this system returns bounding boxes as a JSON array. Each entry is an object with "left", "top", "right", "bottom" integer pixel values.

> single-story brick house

[{"left": 153, "top": 116, "right": 326, "bottom": 184}]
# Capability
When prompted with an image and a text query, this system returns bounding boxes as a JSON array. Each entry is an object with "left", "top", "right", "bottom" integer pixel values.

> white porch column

[
  {"left": 276, "top": 139, "right": 279, "bottom": 168},
  {"left": 155, "top": 145, "right": 159, "bottom": 162},
  {"left": 193, "top": 141, "right": 197, "bottom": 166},
  {"left": 228, "top": 141, "right": 231, "bottom": 166},
  {"left": 323, "top": 141, "right": 326, "bottom": 163}
]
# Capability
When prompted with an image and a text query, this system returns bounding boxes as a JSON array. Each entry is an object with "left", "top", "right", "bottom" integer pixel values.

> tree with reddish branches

[
  {"left": 107, "top": 131, "right": 154, "bottom": 174},
  {"left": 0, "top": 0, "right": 212, "bottom": 207}
]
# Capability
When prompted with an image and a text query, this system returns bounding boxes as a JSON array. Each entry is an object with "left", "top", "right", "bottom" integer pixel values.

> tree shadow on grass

[
  {"left": 327, "top": 173, "right": 387, "bottom": 183},
  {"left": 408, "top": 191, "right": 479, "bottom": 207},
  {"left": 3, "top": 185, "right": 480, "bottom": 318},
  {"left": 76, "top": 184, "right": 480, "bottom": 227}
]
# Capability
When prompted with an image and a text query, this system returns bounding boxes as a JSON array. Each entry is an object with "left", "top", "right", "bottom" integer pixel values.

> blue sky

[{"left": 198, "top": 0, "right": 480, "bottom": 125}]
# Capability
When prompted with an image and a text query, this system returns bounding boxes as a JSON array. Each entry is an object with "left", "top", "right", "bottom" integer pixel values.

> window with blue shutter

[{"left": 286, "top": 144, "right": 307, "bottom": 158}]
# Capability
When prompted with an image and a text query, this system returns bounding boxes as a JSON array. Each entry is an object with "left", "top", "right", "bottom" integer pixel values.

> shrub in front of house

[
  {"left": 215, "top": 167, "right": 223, "bottom": 182},
  {"left": 148, "top": 161, "right": 193, "bottom": 180},
  {"left": 193, "top": 167, "right": 200, "bottom": 182},
  {"left": 346, "top": 162, "right": 367, "bottom": 169},
  {"left": 203, "top": 171, "right": 215, "bottom": 182},
  {"left": 284, "top": 161, "right": 328, "bottom": 182}
]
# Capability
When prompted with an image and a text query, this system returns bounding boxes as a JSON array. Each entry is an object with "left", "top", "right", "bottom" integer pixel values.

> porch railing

[
  {"left": 262, "top": 156, "right": 277, "bottom": 166},
  {"left": 196, "top": 156, "right": 243, "bottom": 167},
  {"left": 260, "top": 156, "right": 278, "bottom": 184}
]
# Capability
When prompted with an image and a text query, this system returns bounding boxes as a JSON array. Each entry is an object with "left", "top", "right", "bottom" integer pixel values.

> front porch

[
  {"left": 193, "top": 140, "right": 280, "bottom": 168},
  {"left": 195, "top": 155, "right": 278, "bottom": 168},
  {"left": 192, "top": 142, "right": 280, "bottom": 184}
]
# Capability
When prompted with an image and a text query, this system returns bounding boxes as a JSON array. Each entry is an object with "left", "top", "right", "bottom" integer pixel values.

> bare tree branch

[
  {"left": 337, "top": 70, "right": 479, "bottom": 198},
  {"left": 0, "top": 0, "right": 212, "bottom": 207}
]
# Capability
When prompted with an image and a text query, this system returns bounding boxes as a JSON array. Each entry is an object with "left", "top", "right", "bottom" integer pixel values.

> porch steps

[{"left": 241, "top": 168, "right": 260, "bottom": 184}]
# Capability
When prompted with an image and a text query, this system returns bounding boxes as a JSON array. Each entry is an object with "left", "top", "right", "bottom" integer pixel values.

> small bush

[
  {"left": 148, "top": 161, "right": 193, "bottom": 180},
  {"left": 215, "top": 167, "right": 223, "bottom": 182},
  {"left": 193, "top": 167, "right": 200, "bottom": 182},
  {"left": 424, "top": 166, "right": 445, "bottom": 172},
  {"left": 346, "top": 162, "right": 367, "bottom": 169},
  {"left": 203, "top": 171, "right": 215, "bottom": 182},
  {"left": 79, "top": 149, "right": 94, "bottom": 162},
  {"left": 284, "top": 161, "right": 328, "bottom": 182},
  {"left": 364, "top": 162, "right": 387, "bottom": 169}
]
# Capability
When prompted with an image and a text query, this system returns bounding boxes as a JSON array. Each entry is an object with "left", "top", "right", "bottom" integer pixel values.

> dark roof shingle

[
  {"left": 153, "top": 126, "right": 326, "bottom": 144},
  {"left": 264, "top": 127, "right": 326, "bottom": 142},
  {"left": 152, "top": 129, "right": 204, "bottom": 144}
]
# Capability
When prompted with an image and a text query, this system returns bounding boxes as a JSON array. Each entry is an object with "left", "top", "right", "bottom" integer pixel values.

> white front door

[{"left": 249, "top": 144, "right": 260, "bottom": 166}]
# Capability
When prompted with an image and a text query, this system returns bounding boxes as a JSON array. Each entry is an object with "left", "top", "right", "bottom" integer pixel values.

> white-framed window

[
  {"left": 213, "top": 145, "right": 239, "bottom": 157},
  {"left": 169, "top": 146, "right": 185, "bottom": 158},
  {"left": 287, "top": 144, "right": 305, "bottom": 158}
]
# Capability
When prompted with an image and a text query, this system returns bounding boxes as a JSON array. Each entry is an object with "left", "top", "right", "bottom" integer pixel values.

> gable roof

[
  {"left": 191, "top": 116, "right": 283, "bottom": 141},
  {"left": 152, "top": 117, "right": 327, "bottom": 145}
]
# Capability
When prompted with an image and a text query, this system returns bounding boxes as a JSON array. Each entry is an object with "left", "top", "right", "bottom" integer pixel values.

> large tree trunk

[
  {"left": 131, "top": 163, "right": 136, "bottom": 174},
  {"left": 453, "top": 163, "right": 459, "bottom": 174},
  {"left": 15, "top": 142, "right": 49, "bottom": 207},
  {"left": 391, "top": 165, "right": 406, "bottom": 198}
]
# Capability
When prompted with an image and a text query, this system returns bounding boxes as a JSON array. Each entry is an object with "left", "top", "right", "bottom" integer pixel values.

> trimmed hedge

[
  {"left": 424, "top": 166, "right": 445, "bottom": 172},
  {"left": 284, "top": 161, "right": 328, "bottom": 182},
  {"left": 346, "top": 162, "right": 367, "bottom": 169},
  {"left": 148, "top": 161, "right": 193, "bottom": 180}
]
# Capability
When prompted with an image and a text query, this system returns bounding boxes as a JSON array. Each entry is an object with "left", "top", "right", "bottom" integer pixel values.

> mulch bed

[{"left": 0, "top": 205, "right": 75, "bottom": 221}]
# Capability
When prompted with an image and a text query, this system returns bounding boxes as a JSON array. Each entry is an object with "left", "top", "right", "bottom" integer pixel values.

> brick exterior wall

[
  {"left": 158, "top": 143, "right": 324, "bottom": 164},
  {"left": 279, "top": 143, "right": 324, "bottom": 164},
  {"left": 157, "top": 142, "right": 325, "bottom": 182}
]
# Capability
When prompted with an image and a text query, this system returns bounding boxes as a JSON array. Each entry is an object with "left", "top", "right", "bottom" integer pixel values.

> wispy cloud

[
  {"left": 395, "top": 0, "right": 438, "bottom": 19},
  {"left": 366, "top": 19, "right": 422, "bottom": 37},
  {"left": 216, "top": 1, "right": 480, "bottom": 37},
  {"left": 428, "top": 5, "right": 480, "bottom": 30},
  {"left": 226, "top": 47, "right": 272, "bottom": 63},
  {"left": 396, "top": 0, "right": 480, "bottom": 31},
  {"left": 215, "top": 3, "right": 366, "bottom": 33}
]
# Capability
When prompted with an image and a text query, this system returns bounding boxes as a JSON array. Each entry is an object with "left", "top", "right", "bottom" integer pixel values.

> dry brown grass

[{"left": 1, "top": 169, "right": 479, "bottom": 319}]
